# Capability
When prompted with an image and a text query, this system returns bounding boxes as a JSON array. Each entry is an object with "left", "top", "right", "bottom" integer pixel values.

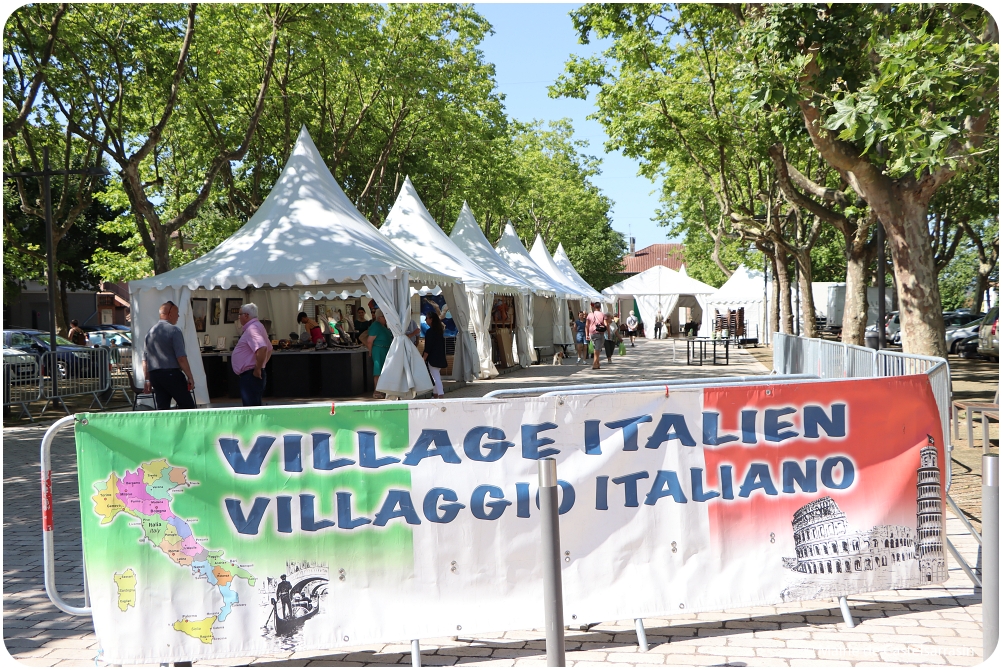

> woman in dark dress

[{"left": 423, "top": 311, "right": 448, "bottom": 399}]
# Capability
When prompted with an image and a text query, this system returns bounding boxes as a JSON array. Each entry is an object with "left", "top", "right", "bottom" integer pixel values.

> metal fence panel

[
  {"left": 38, "top": 348, "right": 111, "bottom": 414},
  {"left": 772, "top": 333, "right": 953, "bottom": 490},
  {"left": 4, "top": 351, "right": 42, "bottom": 419}
]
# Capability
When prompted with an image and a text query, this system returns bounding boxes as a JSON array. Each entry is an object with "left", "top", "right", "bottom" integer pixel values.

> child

[{"left": 297, "top": 311, "right": 327, "bottom": 349}]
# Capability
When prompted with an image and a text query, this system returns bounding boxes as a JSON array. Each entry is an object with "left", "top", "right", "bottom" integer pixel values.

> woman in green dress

[{"left": 366, "top": 309, "right": 394, "bottom": 399}]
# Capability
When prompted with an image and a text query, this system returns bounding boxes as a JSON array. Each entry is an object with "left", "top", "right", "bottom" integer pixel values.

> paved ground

[{"left": 2, "top": 340, "right": 989, "bottom": 666}]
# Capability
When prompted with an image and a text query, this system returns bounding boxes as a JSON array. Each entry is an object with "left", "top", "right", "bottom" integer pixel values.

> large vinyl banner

[{"left": 75, "top": 376, "right": 948, "bottom": 664}]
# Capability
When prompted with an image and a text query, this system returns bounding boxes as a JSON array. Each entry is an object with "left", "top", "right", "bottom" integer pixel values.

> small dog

[{"left": 552, "top": 350, "right": 565, "bottom": 365}]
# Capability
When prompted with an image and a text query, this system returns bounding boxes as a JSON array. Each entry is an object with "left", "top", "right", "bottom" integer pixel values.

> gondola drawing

[{"left": 266, "top": 573, "right": 328, "bottom": 636}]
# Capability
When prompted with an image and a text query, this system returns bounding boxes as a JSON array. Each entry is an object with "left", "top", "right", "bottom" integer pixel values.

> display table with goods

[{"left": 201, "top": 345, "right": 371, "bottom": 399}]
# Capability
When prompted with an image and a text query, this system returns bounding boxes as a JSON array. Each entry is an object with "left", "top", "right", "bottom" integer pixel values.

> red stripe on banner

[
  {"left": 701, "top": 375, "right": 944, "bottom": 547},
  {"left": 41, "top": 471, "right": 53, "bottom": 532}
]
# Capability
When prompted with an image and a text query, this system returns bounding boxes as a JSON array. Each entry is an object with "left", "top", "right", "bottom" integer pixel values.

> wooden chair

[{"left": 952, "top": 387, "right": 999, "bottom": 448}]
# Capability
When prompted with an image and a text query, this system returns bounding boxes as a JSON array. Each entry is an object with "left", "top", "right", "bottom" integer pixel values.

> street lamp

[{"left": 4, "top": 147, "right": 111, "bottom": 397}]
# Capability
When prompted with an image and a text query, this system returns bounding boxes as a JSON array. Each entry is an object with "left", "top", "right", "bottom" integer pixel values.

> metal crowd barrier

[
  {"left": 772, "top": 333, "right": 952, "bottom": 487},
  {"left": 4, "top": 351, "right": 42, "bottom": 421},
  {"left": 38, "top": 348, "right": 112, "bottom": 415}
]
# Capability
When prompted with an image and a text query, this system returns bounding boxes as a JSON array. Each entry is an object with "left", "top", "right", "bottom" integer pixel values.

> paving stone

[
  {"left": 697, "top": 645, "right": 757, "bottom": 658},
  {"left": 488, "top": 648, "right": 544, "bottom": 659},
  {"left": 728, "top": 636, "right": 786, "bottom": 647},
  {"left": 879, "top": 651, "right": 947, "bottom": 664},
  {"left": 660, "top": 654, "right": 726, "bottom": 665}
]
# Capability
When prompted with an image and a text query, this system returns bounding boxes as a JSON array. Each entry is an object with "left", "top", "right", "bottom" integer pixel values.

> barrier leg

[
  {"left": 967, "top": 412, "right": 974, "bottom": 451},
  {"left": 539, "top": 458, "right": 566, "bottom": 667},
  {"left": 983, "top": 413, "right": 991, "bottom": 454},
  {"left": 984, "top": 454, "right": 998, "bottom": 661},
  {"left": 411, "top": 639, "right": 421, "bottom": 667},
  {"left": 838, "top": 597, "right": 855, "bottom": 628},
  {"left": 635, "top": 618, "right": 648, "bottom": 652}
]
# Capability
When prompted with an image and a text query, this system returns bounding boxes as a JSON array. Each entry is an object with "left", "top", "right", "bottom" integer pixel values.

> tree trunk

[
  {"left": 793, "top": 249, "right": 817, "bottom": 338},
  {"left": 971, "top": 272, "right": 990, "bottom": 313},
  {"left": 774, "top": 246, "right": 793, "bottom": 334},
  {"left": 878, "top": 192, "right": 947, "bottom": 356},
  {"left": 154, "top": 233, "right": 172, "bottom": 276},
  {"left": 842, "top": 242, "right": 873, "bottom": 346}
]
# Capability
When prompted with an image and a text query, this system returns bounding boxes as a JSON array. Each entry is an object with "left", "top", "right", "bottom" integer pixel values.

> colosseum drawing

[{"left": 780, "top": 436, "right": 945, "bottom": 601}]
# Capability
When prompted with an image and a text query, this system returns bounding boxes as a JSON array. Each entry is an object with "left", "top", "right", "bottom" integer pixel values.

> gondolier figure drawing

[{"left": 276, "top": 575, "right": 293, "bottom": 619}]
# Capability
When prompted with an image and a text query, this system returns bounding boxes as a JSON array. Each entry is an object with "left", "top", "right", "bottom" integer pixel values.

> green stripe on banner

[{"left": 75, "top": 403, "right": 412, "bottom": 639}]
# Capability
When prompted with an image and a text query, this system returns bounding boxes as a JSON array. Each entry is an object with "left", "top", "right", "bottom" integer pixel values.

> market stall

[
  {"left": 495, "top": 223, "right": 576, "bottom": 357},
  {"left": 450, "top": 204, "right": 535, "bottom": 369},
  {"left": 379, "top": 177, "right": 500, "bottom": 380},
  {"left": 601, "top": 265, "right": 717, "bottom": 339},
  {"left": 130, "top": 127, "right": 459, "bottom": 403}
]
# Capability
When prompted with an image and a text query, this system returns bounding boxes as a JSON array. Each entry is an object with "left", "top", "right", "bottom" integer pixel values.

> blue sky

[{"left": 475, "top": 2, "right": 671, "bottom": 250}]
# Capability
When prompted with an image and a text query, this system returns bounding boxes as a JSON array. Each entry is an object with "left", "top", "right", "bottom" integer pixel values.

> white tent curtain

[
  {"left": 130, "top": 286, "right": 209, "bottom": 405},
  {"left": 635, "top": 294, "right": 679, "bottom": 340},
  {"left": 552, "top": 298, "right": 571, "bottom": 346},
  {"left": 469, "top": 288, "right": 498, "bottom": 378},
  {"left": 363, "top": 272, "right": 433, "bottom": 398},
  {"left": 442, "top": 282, "right": 479, "bottom": 383},
  {"left": 532, "top": 295, "right": 554, "bottom": 353},
  {"left": 516, "top": 291, "right": 533, "bottom": 367},
  {"left": 248, "top": 287, "right": 300, "bottom": 339}
]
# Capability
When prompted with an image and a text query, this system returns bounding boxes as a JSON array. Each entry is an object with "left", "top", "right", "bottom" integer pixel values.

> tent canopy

[
  {"left": 449, "top": 203, "right": 531, "bottom": 293},
  {"left": 602, "top": 265, "right": 716, "bottom": 297},
  {"left": 602, "top": 265, "right": 717, "bottom": 338},
  {"left": 553, "top": 242, "right": 604, "bottom": 304},
  {"left": 380, "top": 177, "right": 506, "bottom": 294},
  {"left": 529, "top": 235, "right": 589, "bottom": 300},
  {"left": 495, "top": 223, "right": 570, "bottom": 298},
  {"left": 710, "top": 264, "right": 767, "bottom": 304},
  {"left": 131, "top": 127, "right": 450, "bottom": 292}
]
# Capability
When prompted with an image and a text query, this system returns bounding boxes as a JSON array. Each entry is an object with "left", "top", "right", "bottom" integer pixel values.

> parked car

[
  {"left": 885, "top": 312, "right": 901, "bottom": 343},
  {"left": 87, "top": 330, "right": 131, "bottom": 348},
  {"left": 957, "top": 335, "right": 981, "bottom": 359},
  {"left": 945, "top": 318, "right": 985, "bottom": 354},
  {"left": 943, "top": 311, "right": 982, "bottom": 327},
  {"left": 978, "top": 305, "right": 999, "bottom": 362},
  {"left": 3, "top": 329, "right": 95, "bottom": 379},
  {"left": 2, "top": 346, "right": 37, "bottom": 378}
]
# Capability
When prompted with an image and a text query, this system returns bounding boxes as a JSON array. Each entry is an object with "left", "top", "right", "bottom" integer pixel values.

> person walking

[
  {"left": 573, "top": 311, "right": 587, "bottom": 363},
  {"left": 142, "top": 301, "right": 196, "bottom": 410},
  {"left": 626, "top": 310, "right": 639, "bottom": 346},
  {"left": 67, "top": 319, "right": 87, "bottom": 346},
  {"left": 232, "top": 303, "right": 273, "bottom": 406},
  {"left": 603, "top": 313, "right": 619, "bottom": 363},
  {"left": 654, "top": 310, "right": 664, "bottom": 339},
  {"left": 423, "top": 311, "right": 448, "bottom": 399},
  {"left": 366, "top": 309, "right": 393, "bottom": 399},
  {"left": 585, "top": 302, "right": 606, "bottom": 369}
]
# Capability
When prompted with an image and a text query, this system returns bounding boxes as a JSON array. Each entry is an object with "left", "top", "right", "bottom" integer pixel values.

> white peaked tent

[
  {"left": 496, "top": 223, "right": 574, "bottom": 355},
  {"left": 530, "top": 235, "right": 589, "bottom": 302},
  {"left": 379, "top": 177, "right": 494, "bottom": 383},
  {"left": 130, "top": 127, "right": 453, "bottom": 401},
  {"left": 602, "top": 265, "right": 717, "bottom": 338},
  {"left": 553, "top": 243, "right": 606, "bottom": 308},
  {"left": 450, "top": 204, "right": 534, "bottom": 369},
  {"left": 705, "top": 264, "right": 769, "bottom": 342}
]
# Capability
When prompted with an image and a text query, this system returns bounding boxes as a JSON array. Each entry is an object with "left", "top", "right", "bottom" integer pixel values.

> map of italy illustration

[{"left": 92, "top": 458, "right": 256, "bottom": 644}]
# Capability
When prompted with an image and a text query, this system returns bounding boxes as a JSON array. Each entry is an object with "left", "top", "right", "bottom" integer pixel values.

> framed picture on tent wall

[
  {"left": 191, "top": 298, "right": 207, "bottom": 332},
  {"left": 225, "top": 298, "right": 243, "bottom": 323},
  {"left": 210, "top": 298, "right": 220, "bottom": 325}
]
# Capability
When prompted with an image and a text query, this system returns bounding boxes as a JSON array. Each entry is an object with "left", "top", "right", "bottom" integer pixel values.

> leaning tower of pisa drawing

[{"left": 916, "top": 434, "right": 946, "bottom": 583}]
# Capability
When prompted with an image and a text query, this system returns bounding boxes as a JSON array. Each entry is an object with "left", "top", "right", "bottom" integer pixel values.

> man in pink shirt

[
  {"left": 231, "top": 303, "right": 273, "bottom": 406},
  {"left": 585, "top": 302, "right": 607, "bottom": 369}
]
